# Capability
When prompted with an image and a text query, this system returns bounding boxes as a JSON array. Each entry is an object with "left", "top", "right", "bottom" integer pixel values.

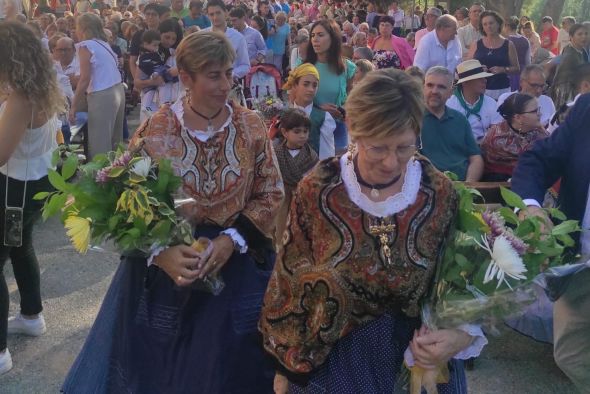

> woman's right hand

[
  {"left": 273, "top": 372, "right": 289, "bottom": 394},
  {"left": 320, "top": 103, "right": 342, "bottom": 121},
  {"left": 153, "top": 244, "right": 202, "bottom": 286}
]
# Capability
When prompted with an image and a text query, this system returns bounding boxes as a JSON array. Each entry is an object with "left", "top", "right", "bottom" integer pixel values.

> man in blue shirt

[
  {"left": 420, "top": 66, "right": 484, "bottom": 181},
  {"left": 229, "top": 7, "right": 266, "bottom": 66},
  {"left": 182, "top": 1, "right": 211, "bottom": 30},
  {"left": 204, "top": 0, "right": 250, "bottom": 79}
]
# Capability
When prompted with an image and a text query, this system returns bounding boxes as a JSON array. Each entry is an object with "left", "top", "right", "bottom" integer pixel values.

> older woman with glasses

[
  {"left": 260, "top": 69, "right": 486, "bottom": 393},
  {"left": 481, "top": 92, "right": 549, "bottom": 181}
]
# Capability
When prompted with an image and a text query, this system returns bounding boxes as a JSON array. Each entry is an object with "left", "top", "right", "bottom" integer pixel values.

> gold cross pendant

[{"left": 369, "top": 220, "right": 396, "bottom": 267}]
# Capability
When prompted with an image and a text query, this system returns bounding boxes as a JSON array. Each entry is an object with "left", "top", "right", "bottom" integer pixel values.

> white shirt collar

[
  {"left": 340, "top": 154, "right": 422, "bottom": 218},
  {"left": 171, "top": 98, "right": 233, "bottom": 142}
]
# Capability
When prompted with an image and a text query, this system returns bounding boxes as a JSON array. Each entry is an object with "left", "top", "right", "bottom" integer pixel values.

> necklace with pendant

[
  {"left": 354, "top": 156, "right": 401, "bottom": 198},
  {"left": 187, "top": 96, "right": 224, "bottom": 133},
  {"left": 368, "top": 217, "right": 397, "bottom": 268}
]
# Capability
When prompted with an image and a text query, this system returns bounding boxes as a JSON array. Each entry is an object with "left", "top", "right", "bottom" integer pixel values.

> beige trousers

[
  {"left": 553, "top": 268, "right": 590, "bottom": 393},
  {"left": 87, "top": 83, "right": 125, "bottom": 159}
]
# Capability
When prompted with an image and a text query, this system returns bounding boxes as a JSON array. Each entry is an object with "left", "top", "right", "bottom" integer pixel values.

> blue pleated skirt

[
  {"left": 289, "top": 313, "right": 468, "bottom": 394},
  {"left": 62, "top": 226, "right": 276, "bottom": 394}
]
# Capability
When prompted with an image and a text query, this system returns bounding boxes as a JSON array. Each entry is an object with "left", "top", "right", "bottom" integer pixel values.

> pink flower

[
  {"left": 113, "top": 151, "right": 132, "bottom": 167},
  {"left": 95, "top": 167, "right": 110, "bottom": 184}
]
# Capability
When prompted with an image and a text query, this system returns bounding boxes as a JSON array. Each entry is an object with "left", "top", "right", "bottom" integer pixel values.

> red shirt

[{"left": 541, "top": 25, "right": 559, "bottom": 55}]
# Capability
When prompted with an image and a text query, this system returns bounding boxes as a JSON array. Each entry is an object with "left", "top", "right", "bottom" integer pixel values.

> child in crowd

[
  {"left": 137, "top": 30, "right": 178, "bottom": 114},
  {"left": 272, "top": 108, "right": 319, "bottom": 247},
  {"left": 283, "top": 63, "right": 336, "bottom": 160}
]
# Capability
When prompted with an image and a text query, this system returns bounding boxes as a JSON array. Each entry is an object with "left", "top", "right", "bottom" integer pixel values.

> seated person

[
  {"left": 446, "top": 59, "right": 497, "bottom": 143},
  {"left": 138, "top": 30, "right": 178, "bottom": 87},
  {"left": 481, "top": 93, "right": 549, "bottom": 181},
  {"left": 283, "top": 63, "right": 336, "bottom": 160},
  {"left": 495, "top": 64, "right": 556, "bottom": 128},
  {"left": 420, "top": 66, "right": 484, "bottom": 181}
]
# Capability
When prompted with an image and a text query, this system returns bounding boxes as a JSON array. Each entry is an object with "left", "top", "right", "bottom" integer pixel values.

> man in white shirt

[
  {"left": 414, "top": 6, "right": 441, "bottom": 49},
  {"left": 558, "top": 16, "right": 576, "bottom": 54},
  {"left": 55, "top": 37, "right": 80, "bottom": 90},
  {"left": 494, "top": 64, "right": 555, "bottom": 127},
  {"left": 457, "top": 3, "right": 484, "bottom": 59},
  {"left": 386, "top": 0, "right": 404, "bottom": 36},
  {"left": 446, "top": 59, "right": 496, "bottom": 142},
  {"left": 413, "top": 14, "right": 462, "bottom": 74},
  {"left": 204, "top": 0, "right": 250, "bottom": 79}
]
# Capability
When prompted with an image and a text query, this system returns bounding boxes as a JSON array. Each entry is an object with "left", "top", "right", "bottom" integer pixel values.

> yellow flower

[
  {"left": 64, "top": 215, "right": 91, "bottom": 254},
  {"left": 473, "top": 212, "right": 490, "bottom": 232}
]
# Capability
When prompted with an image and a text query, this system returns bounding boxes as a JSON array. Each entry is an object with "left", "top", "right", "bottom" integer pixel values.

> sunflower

[{"left": 64, "top": 215, "right": 92, "bottom": 253}]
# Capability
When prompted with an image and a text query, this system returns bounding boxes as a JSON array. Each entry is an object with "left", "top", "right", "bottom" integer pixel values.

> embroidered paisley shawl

[
  {"left": 129, "top": 103, "right": 285, "bottom": 242},
  {"left": 259, "top": 156, "right": 458, "bottom": 373}
]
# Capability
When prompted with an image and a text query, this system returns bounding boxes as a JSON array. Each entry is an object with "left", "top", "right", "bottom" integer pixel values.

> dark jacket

[{"left": 511, "top": 93, "right": 590, "bottom": 251}]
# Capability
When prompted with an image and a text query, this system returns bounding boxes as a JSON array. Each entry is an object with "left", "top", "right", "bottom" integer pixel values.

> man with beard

[{"left": 419, "top": 66, "right": 484, "bottom": 181}]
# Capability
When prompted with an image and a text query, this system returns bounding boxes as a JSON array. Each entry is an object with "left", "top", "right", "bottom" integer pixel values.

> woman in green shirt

[{"left": 302, "top": 20, "right": 356, "bottom": 152}]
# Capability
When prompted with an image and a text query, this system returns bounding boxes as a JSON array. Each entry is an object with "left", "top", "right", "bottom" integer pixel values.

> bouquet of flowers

[
  {"left": 408, "top": 180, "right": 580, "bottom": 394},
  {"left": 251, "top": 94, "right": 285, "bottom": 122},
  {"left": 35, "top": 144, "right": 224, "bottom": 294}
]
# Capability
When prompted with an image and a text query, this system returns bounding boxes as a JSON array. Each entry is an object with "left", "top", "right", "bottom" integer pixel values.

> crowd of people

[{"left": 0, "top": 0, "right": 589, "bottom": 393}]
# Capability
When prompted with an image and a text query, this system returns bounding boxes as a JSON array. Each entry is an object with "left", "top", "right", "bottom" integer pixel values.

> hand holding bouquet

[{"left": 35, "top": 143, "right": 225, "bottom": 295}]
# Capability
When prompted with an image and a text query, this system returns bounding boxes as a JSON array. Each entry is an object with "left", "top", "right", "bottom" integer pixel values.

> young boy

[{"left": 283, "top": 63, "right": 336, "bottom": 160}]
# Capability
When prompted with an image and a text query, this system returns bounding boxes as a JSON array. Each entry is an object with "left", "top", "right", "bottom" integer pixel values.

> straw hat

[{"left": 456, "top": 59, "right": 494, "bottom": 84}]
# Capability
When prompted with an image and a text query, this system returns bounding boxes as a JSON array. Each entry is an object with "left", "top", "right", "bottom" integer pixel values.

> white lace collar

[
  {"left": 340, "top": 154, "right": 422, "bottom": 218},
  {"left": 170, "top": 98, "right": 233, "bottom": 142}
]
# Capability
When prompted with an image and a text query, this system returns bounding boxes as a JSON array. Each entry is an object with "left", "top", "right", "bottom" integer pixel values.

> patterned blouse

[
  {"left": 481, "top": 121, "right": 548, "bottom": 178},
  {"left": 130, "top": 100, "right": 284, "bottom": 250},
  {"left": 259, "top": 155, "right": 458, "bottom": 373}
]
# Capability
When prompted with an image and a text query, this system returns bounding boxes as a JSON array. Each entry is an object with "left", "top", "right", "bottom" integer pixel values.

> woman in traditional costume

[
  {"left": 62, "top": 31, "right": 284, "bottom": 393},
  {"left": 259, "top": 69, "right": 487, "bottom": 393}
]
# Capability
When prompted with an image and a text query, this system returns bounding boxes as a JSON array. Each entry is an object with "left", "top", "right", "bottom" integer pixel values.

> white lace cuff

[
  {"left": 221, "top": 228, "right": 248, "bottom": 254},
  {"left": 523, "top": 199, "right": 541, "bottom": 208},
  {"left": 454, "top": 324, "right": 488, "bottom": 360},
  {"left": 146, "top": 246, "right": 166, "bottom": 267}
]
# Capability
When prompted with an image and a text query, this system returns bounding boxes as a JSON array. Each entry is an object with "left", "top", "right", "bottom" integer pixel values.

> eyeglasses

[
  {"left": 361, "top": 137, "right": 422, "bottom": 162},
  {"left": 523, "top": 80, "right": 547, "bottom": 90},
  {"left": 520, "top": 107, "right": 541, "bottom": 116}
]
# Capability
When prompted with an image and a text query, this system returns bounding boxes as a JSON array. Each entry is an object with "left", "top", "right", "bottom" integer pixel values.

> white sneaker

[
  {"left": 7, "top": 313, "right": 46, "bottom": 336},
  {"left": 0, "top": 349, "right": 13, "bottom": 375}
]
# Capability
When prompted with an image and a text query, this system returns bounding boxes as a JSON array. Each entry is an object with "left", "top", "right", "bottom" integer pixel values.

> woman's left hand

[
  {"left": 196, "top": 234, "right": 234, "bottom": 279},
  {"left": 409, "top": 327, "right": 474, "bottom": 369}
]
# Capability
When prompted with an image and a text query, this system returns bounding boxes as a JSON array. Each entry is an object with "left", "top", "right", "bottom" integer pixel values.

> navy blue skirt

[
  {"left": 62, "top": 226, "right": 276, "bottom": 394},
  {"left": 289, "top": 314, "right": 468, "bottom": 394}
]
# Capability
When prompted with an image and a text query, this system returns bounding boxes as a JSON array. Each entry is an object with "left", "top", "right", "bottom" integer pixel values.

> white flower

[
  {"left": 481, "top": 235, "right": 528, "bottom": 290},
  {"left": 130, "top": 157, "right": 151, "bottom": 178}
]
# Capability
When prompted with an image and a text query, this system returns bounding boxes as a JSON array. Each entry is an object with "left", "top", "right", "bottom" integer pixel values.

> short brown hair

[
  {"left": 176, "top": 31, "right": 235, "bottom": 79},
  {"left": 345, "top": 69, "right": 423, "bottom": 140}
]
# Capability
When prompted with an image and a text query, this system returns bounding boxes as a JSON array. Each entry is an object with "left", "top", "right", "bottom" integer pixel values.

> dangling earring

[{"left": 347, "top": 142, "right": 356, "bottom": 165}]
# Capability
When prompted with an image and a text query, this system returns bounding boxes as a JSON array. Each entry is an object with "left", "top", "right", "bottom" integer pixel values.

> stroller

[{"left": 244, "top": 63, "right": 283, "bottom": 109}]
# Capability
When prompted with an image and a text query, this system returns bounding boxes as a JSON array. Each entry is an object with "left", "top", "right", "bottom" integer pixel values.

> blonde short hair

[
  {"left": 345, "top": 69, "right": 423, "bottom": 140},
  {"left": 176, "top": 31, "right": 236, "bottom": 78},
  {"left": 77, "top": 13, "right": 107, "bottom": 41}
]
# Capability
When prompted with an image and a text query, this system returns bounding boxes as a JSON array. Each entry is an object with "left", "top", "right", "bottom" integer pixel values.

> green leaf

[
  {"left": 454, "top": 253, "right": 470, "bottom": 269},
  {"left": 458, "top": 210, "right": 484, "bottom": 232},
  {"left": 445, "top": 172, "right": 459, "bottom": 181},
  {"left": 500, "top": 187, "right": 526, "bottom": 210},
  {"left": 61, "top": 154, "right": 79, "bottom": 181},
  {"left": 547, "top": 208, "right": 567, "bottom": 221},
  {"left": 33, "top": 191, "right": 51, "bottom": 201},
  {"left": 108, "top": 167, "right": 126, "bottom": 178},
  {"left": 48, "top": 169, "right": 68, "bottom": 192},
  {"left": 42, "top": 193, "right": 68, "bottom": 220},
  {"left": 551, "top": 220, "right": 581, "bottom": 236},
  {"left": 498, "top": 207, "right": 519, "bottom": 225},
  {"left": 556, "top": 233, "right": 575, "bottom": 247},
  {"left": 108, "top": 215, "right": 121, "bottom": 231},
  {"left": 51, "top": 148, "right": 61, "bottom": 167}
]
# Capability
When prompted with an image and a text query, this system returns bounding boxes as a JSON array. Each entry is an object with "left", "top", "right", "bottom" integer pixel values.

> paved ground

[{"left": 0, "top": 110, "right": 579, "bottom": 393}]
